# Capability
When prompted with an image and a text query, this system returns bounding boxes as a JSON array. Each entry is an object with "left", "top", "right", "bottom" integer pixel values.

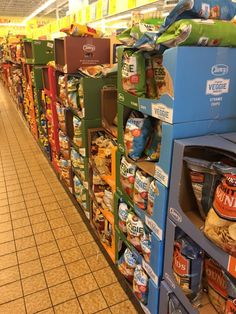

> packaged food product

[
  {"left": 204, "top": 163, "right": 236, "bottom": 256},
  {"left": 73, "top": 175, "right": 87, "bottom": 208},
  {"left": 118, "top": 248, "right": 137, "bottom": 282},
  {"left": 102, "top": 188, "right": 113, "bottom": 212},
  {"left": 73, "top": 116, "right": 82, "bottom": 147},
  {"left": 147, "top": 180, "right": 159, "bottom": 216},
  {"left": 184, "top": 157, "right": 219, "bottom": 220},
  {"left": 133, "top": 265, "right": 149, "bottom": 305},
  {"left": 126, "top": 212, "right": 144, "bottom": 252},
  {"left": 145, "top": 55, "right": 156, "bottom": 99},
  {"left": 67, "top": 77, "right": 79, "bottom": 109},
  {"left": 140, "top": 232, "right": 151, "bottom": 263},
  {"left": 121, "top": 50, "right": 146, "bottom": 97},
  {"left": 60, "top": 24, "right": 103, "bottom": 38},
  {"left": 124, "top": 111, "right": 152, "bottom": 161},
  {"left": 118, "top": 201, "right": 130, "bottom": 233},
  {"left": 144, "top": 120, "right": 162, "bottom": 161},
  {"left": 133, "top": 170, "right": 152, "bottom": 211},
  {"left": 162, "top": 0, "right": 236, "bottom": 32},
  {"left": 157, "top": 19, "right": 236, "bottom": 48},
  {"left": 205, "top": 257, "right": 236, "bottom": 314},
  {"left": 173, "top": 231, "right": 204, "bottom": 301},
  {"left": 120, "top": 156, "right": 137, "bottom": 197}
]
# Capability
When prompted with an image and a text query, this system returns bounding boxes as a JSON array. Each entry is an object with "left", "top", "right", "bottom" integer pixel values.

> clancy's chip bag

[
  {"left": 157, "top": 19, "right": 236, "bottom": 48},
  {"left": 160, "top": 0, "right": 236, "bottom": 34}
]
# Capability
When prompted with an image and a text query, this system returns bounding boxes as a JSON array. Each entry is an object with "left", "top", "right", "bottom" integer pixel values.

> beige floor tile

[
  {"left": 0, "top": 199, "right": 8, "bottom": 207},
  {"left": 59, "top": 199, "right": 74, "bottom": 208},
  {"left": 37, "top": 241, "right": 59, "bottom": 258},
  {"left": 55, "top": 192, "right": 68, "bottom": 201},
  {"left": 54, "top": 298, "right": 82, "bottom": 314},
  {"left": 41, "top": 252, "right": 63, "bottom": 271},
  {"left": 7, "top": 190, "right": 22, "bottom": 198},
  {"left": 62, "top": 209, "right": 80, "bottom": 220},
  {"left": 27, "top": 205, "right": 45, "bottom": 216},
  {"left": 0, "top": 281, "right": 22, "bottom": 304},
  {"left": 41, "top": 196, "right": 57, "bottom": 205},
  {"left": 25, "top": 198, "right": 42, "bottom": 208},
  {"left": 46, "top": 210, "right": 63, "bottom": 220},
  {"left": 110, "top": 300, "right": 138, "bottom": 314},
  {"left": 0, "top": 212, "right": 11, "bottom": 223},
  {"left": 45, "top": 265, "right": 69, "bottom": 287},
  {"left": 93, "top": 267, "right": 117, "bottom": 288},
  {"left": 11, "top": 209, "right": 28, "bottom": 220},
  {"left": 72, "top": 273, "right": 98, "bottom": 296},
  {"left": 96, "top": 309, "right": 111, "bottom": 314},
  {"left": 70, "top": 222, "right": 87, "bottom": 235},
  {"left": 6, "top": 185, "right": 19, "bottom": 192},
  {"left": 61, "top": 247, "right": 83, "bottom": 264},
  {"left": 0, "top": 194, "right": 7, "bottom": 201},
  {"left": 49, "top": 281, "right": 76, "bottom": 306},
  {"left": 43, "top": 202, "right": 60, "bottom": 212},
  {"left": 15, "top": 236, "right": 36, "bottom": 251},
  {"left": 14, "top": 225, "right": 32, "bottom": 239},
  {"left": 66, "top": 259, "right": 90, "bottom": 279},
  {"left": 0, "top": 206, "right": 9, "bottom": 214},
  {"left": 25, "top": 289, "right": 52, "bottom": 314},
  {"left": 35, "top": 231, "right": 54, "bottom": 245},
  {"left": 22, "top": 187, "right": 37, "bottom": 195},
  {"left": 23, "top": 193, "right": 39, "bottom": 202},
  {"left": 38, "top": 189, "right": 54, "bottom": 198},
  {"left": 87, "top": 254, "right": 108, "bottom": 272},
  {"left": 12, "top": 217, "right": 30, "bottom": 229},
  {"left": 19, "top": 259, "right": 42, "bottom": 279},
  {"left": 0, "top": 253, "right": 17, "bottom": 270},
  {"left": 101, "top": 283, "right": 127, "bottom": 307},
  {"left": 17, "top": 246, "right": 39, "bottom": 264},
  {"left": 37, "top": 308, "right": 54, "bottom": 314},
  {"left": 22, "top": 273, "right": 47, "bottom": 296},
  {"left": 32, "top": 221, "right": 51, "bottom": 234},
  {"left": 49, "top": 217, "right": 68, "bottom": 229},
  {"left": 57, "top": 235, "right": 77, "bottom": 251},
  {"left": 0, "top": 231, "right": 14, "bottom": 245},
  {"left": 0, "top": 221, "right": 12, "bottom": 232},
  {"left": 53, "top": 226, "right": 73, "bottom": 240},
  {"left": 0, "top": 266, "right": 20, "bottom": 286},
  {"left": 0, "top": 241, "right": 15, "bottom": 256},
  {"left": 8, "top": 196, "right": 24, "bottom": 205},
  {"left": 0, "top": 298, "right": 26, "bottom": 314},
  {"left": 79, "top": 242, "right": 101, "bottom": 258},
  {"left": 76, "top": 231, "right": 94, "bottom": 246},
  {"left": 9, "top": 202, "right": 26, "bottom": 212},
  {"left": 78, "top": 289, "right": 107, "bottom": 314},
  {"left": 29, "top": 212, "right": 48, "bottom": 224}
]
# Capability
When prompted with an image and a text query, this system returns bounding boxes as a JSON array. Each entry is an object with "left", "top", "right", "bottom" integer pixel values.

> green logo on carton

[{"left": 118, "top": 93, "right": 125, "bottom": 102}]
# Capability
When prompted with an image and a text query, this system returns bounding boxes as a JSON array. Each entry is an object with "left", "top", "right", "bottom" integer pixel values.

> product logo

[
  {"left": 211, "top": 64, "right": 229, "bottom": 76},
  {"left": 83, "top": 44, "right": 95, "bottom": 53},
  {"left": 118, "top": 93, "right": 125, "bottom": 102},
  {"left": 169, "top": 208, "right": 182, "bottom": 223},
  {"left": 206, "top": 78, "right": 230, "bottom": 96}
]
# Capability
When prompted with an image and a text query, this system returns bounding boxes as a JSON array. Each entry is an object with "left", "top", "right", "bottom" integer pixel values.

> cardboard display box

[{"left": 24, "top": 39, "right": 54, "bottom": 65}]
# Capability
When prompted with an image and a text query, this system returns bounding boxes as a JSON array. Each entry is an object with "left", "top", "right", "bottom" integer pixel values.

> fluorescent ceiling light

[
  {"left": 141, "top": 7, "right": 157, "bottom": 14},
  {"left": 22, "top": 0, "right": 56, "bottom": 24}
]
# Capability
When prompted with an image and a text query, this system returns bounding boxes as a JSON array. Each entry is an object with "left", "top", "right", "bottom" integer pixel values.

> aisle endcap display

[
  {"left": 23, "top": 39, "right": 54, "bottom": 65},
  {"left": 117, "top": 46, "right": 236, "bottom": 124}
]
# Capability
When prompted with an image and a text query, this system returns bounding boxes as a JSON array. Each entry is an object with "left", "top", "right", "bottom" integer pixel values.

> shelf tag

[
  {"left": 145, "top": 216, "right": 162, "bottom": 240},
  {"left": 151, "top": 103, "right": 173, "bottom": 124},
  {"left": 142, "top": 259, "right": 158, "bottom": 286}
]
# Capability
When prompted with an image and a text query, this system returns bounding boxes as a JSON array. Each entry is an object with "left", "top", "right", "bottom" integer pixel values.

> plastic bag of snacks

[
  {"left": 126, "top": 212, "right": 144, "bottom": 252},
  {"left": 133, "top": 265, "right": 149, "bottom": 305},
  {"left": 160, "top": 0, "right": 236, "bottom": 34},
  {"left": 60, "top": 24, "right": 103, "bottom": 38},
  {"left": 157, "top": 19, "right": 236, "bottom": 48},
  {"left": 118, "top": 248, "right": 137, "bottom": 282},
  {"left": 67, "top": 77, "right": 79, "bottom": 109},
  {"left": 73, "top": 116, "right": 82, "bottom": 147},
  {"left": 204, "top": 163, "right": 236, "bottom": 257},
  {"left": 73, "top": 176, "right": 87, "bottom": 208},
  {"left": 118, "top": 201, "right": 130, "bottom": 234},
  {"left": 145, "top": 55, "right": 156, "bottom": 99},
  {"left": 173, "top": 231, "right": 204, "bottom": 301},
  {"left": 184, "top": 157, "right": 219, "bottom": 220},
  {"left": 147, "top": 180, "right": 159, "bottom": 216},
  {"left": 144, "top": 120, "right": 162, "bottom": 161},
  {"left": 120, "top": 156, "right": 137, "bottom": 197},
  {"left": 102, "top": 188, "right": 113, "bottom": 212},
  {"left": 121, "top": 50, "right": 146, "bottom": 97},
  {"left": 140, "top": 232, "right": 151, "bottom": 263},
  {"left": 205, "top": 257, "right": 236, "bottom": 314},
  {"left": 133, "top": 170, "right": 152, "bottom": 211},
  {"left": 124, "top": 111, "right": 152, "bottom": 161}
]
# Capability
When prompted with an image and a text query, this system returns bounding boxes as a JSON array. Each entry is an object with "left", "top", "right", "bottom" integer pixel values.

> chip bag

[
  {"left": 73, "top": 116, "right": 82, "bottom": 147},
  {"left": 147, "top": 180, "right": 159, "bottom": 216},
  {"left": 126, "top": 212, "right": 144, "bottom": 252},
  {"left": 120, "top": 156, "right": 137, "bottom": 197},
  {"left": 133, "top": 265, "right": 149, "bottom": 305},
  {"left": 144, "top": 120, "right": 162, "bottom": 161},
  {"left": 121, "top": 50, "right": 146, "bottom": 97},
  {"left": 204, "top": 163, "right": 236, "bottom": 257},
  {"left": 157, "top": 19, "right": 236, "bottom": 48},
  {"left": 133, "top": 170, "right": 152, "bottom": 211},
  {"left": 140, "top": 232, "right": 151, "bottom": 263},
  {"left": 61, "top": 24, "right": 103, "bottom": 38},
  {"left": 118, "top": 248, "right": 137, "bottom": 282},
  {"left": 118, "top": 201, "right": 130, "bottom": 234}
]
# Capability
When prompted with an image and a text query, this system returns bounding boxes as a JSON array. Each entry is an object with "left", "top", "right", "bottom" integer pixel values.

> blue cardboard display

[{"left": 118, "top": 46, "right": 236, "bottom": 124}]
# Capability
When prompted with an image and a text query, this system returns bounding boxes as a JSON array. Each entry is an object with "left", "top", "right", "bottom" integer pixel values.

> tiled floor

[{"left": 0, "top": 85, "right": 138, "bottom": 314}]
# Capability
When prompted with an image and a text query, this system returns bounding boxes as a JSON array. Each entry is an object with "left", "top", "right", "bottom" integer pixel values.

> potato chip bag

[
  {"left": 118, "top": 201, "right": 130, "bottom": 234},
  {"left": 133, "top": 170, "right": 152, "bottom": 211},
  {"left": 204, "top": 163, "right": 236, "bottom": 257},
  {"left": 126, "top": 212, "right": 144, "bottom": 252},
  {"left": 140, "top": 232, "right": 151, "bottom": 263},
  {"left": 118, "top": 248, "right": 137, "bottom": 283},
  {"left": 133, "top": 265, "right": 149, "bottom": 305},
  {"left": 121, "top": 50, "right": 146, "bottom": 97},
  {"left": 144, "top": 120, "right": 162, "bottom": 161},
  {"left": 147, "top": 180, "right": 159, "bottom": 216},
  {"left": 145, "top": 55, "right": 156, "bottom": 99},
  {"left": 73, "top": 116, "right": 82, "bottom": 147},
  {"left": 120, "top": 156, "right": 137, "bottom": 197},
  {"left": 124, "top": 111, "right": 152, "bottom": 161}
]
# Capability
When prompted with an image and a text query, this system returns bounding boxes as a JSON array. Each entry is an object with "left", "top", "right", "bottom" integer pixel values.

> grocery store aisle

[{"left": 0, "top": 84, "right": 137, "bottom": 314}]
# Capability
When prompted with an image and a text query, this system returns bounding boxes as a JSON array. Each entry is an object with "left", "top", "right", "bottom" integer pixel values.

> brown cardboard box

[{"left": 55, "top": 36, "right": 110, "bottom": 73}]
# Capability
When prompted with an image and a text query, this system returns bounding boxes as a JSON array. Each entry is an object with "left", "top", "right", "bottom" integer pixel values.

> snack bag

[
  {"left": 225, "top": 272, "right": 236, "bottom": 314},
  {"left": 73, "top": 176, "right": 87, "bottom": 208},
  {"left": 133, "top": 170, "right": 152, "bottom": 211},
  {"left": 61, "top": 24, "right": 103, "bottom": 38},
  {"left": 144, "top": 120, "right": 162, "bottom": 161},
  {"left": 126, "top": 212, "right": 144, "bottom": 252},
  {"left": 145, "top": 55, "right": 156, "bottom": 99},
  {"left": 184, "top": 157, "right": 219, "bottom": 220},
  {"left": 147, "top": 180, "right": 159, "bottom": 216},
  {"left": 73, "top": 116, "right": 82, "bottom": 147},
  {"left": 118, "top": 248, "right": 137, "bottom": 282},
  {"left": 121, "top": 50, "right": 146, "bottom": 97},
  {"left": 173, "top": 232, "right": 204, "bottom": 301},
  {"left": 118, "top": 201, "right": 130, "bottom": 234},
  {"left": 157, "top": 19, "right": 236, "bottom": 48},
  {"left": 204, "top": 163, "right": 236, "bottom": 257},
  {"left": 140, "top": 232, "right": 151, "bottom": 263},
  {"left": 124, "top": 111, "right": 152, "bottom": 161},
  {"left": 120, "top": 156, "right": 137, "bottom": 197},
  {"left": 133, "top": 265, "right": 149, "bottom": 305},
  {"left": 102, "top": 188, "right": 113, "bottom": 212}
]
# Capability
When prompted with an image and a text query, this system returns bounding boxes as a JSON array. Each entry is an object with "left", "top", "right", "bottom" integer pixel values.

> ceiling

[{"left": 0, "top": 0, "right": 69, "bottom": 19}]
